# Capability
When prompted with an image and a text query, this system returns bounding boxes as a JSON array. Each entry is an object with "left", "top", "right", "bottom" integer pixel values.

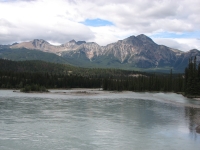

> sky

[{"left": 0, "top": 0, "right": 200, "bottom": 51}]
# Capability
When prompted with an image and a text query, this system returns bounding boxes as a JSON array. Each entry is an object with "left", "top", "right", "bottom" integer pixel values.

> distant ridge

[{"left": 4, "top": 34, "right": 200, "bottom": 72}]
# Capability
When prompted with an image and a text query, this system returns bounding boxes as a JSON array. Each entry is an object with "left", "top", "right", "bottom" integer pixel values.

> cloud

[
  {"left": 0, "top": 0, "right": 199, "bottom": 51},
  {"left": 0, "top": 18, "right": 94, "bottom": 43},
  {"left": 88, "top": 26, "right": 138, "bottom": 46},
  {"left": 153, "top": 38, "right": 200, "bottom": 51},
  {"left": 0, "top": 0, "right": 95, "bottom": 44}
]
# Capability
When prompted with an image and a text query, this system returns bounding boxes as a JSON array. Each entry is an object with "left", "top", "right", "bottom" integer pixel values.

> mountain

[
  {"left": 6, "top": 34, "right": 200, "bottom": 72},
  {"left": 10, "top": 39, "right": 87, "bottom": 54},
  {"left": 173, "top": 49, "right": 200, "bottom": 71},
  {"left": 100, "top": 34, "right": 183, "bottom": 68},
  {"left": 10, "top": 39, "right": 62, "bottom": 53},
  {"left": 0, "top": 48, "right": 68, "bottom": 64}
]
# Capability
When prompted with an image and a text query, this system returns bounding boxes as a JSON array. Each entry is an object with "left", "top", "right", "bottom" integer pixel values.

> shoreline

[
  {"left": 194, "top": 98, "right": 200, "bottom": 101},
  {"left": 1, "top": 89, "right": 200, "bottom": 109},
  {"left": 1, "top": 88, "right": 200, "bottom": 101}
]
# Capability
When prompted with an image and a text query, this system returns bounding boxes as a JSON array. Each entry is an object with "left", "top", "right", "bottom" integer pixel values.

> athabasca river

[{"left": 0, "top": 89, "right": 200, "bottom": 150}]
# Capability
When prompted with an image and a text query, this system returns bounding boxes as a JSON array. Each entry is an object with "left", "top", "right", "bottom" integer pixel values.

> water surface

[{"left": 0, "top": 90, "right": 200, "bottom": 150}]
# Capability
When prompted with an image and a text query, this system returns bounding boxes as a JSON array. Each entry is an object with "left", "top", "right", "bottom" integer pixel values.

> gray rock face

[
  {"left": 10, "top": 34, "right": 200, "bottom": 71},
  {"left": 76, "top": 41, "right": 86, "bottom": 45},
  {"left": 65, "top": 34, "right": 182, "bottom": 68},
  {"left": 32, "top": 39, "right": 50, "bottom": 49}
]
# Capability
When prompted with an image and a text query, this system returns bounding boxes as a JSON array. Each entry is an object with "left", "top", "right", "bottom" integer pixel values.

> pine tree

[{"left": 184, "top": 56, "right": 200, "bottom": 96}]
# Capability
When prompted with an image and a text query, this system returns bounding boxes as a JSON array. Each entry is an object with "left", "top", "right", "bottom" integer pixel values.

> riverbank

[
  {"left": 1, "top": 89, "right": 200, "bottom": 109},
  {"left": 18, "top": 88, "right": 200, "bottom": 101},
  {"left": 194, "top": 98, "right": 200, "bottom": 101},
  {"left": 184, "top": 95, "right": 200, "bottom": 101},
  {"left": 10, "top": 88, "right": 200, "bottom": 103}
]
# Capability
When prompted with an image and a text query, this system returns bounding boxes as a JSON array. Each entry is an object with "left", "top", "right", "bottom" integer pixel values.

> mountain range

[{"left": 1, "top": 34, "right": 200, "bottom": 73}]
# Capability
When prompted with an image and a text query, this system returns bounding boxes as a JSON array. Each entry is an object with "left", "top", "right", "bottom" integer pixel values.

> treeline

[
  {"left": 102, "top": 70, "right": 184, "bottom": 92},
  {"left": 0, "top": 69, "right": 184, "bottom": 93},
  {"left": 103, "top": 57, "right": 200, "bottom": 96},
  {"left": 0, "top": 59, "right": 147, "bottom": 78},
  {"left": 0, "top": 71, "right": 101, "bottom": 89},
  {"left": 184, "top": 57, "right": 200, "bottom": 96},
  {"left": 0, "top": 58, "right": 199, "bottom": 96}
]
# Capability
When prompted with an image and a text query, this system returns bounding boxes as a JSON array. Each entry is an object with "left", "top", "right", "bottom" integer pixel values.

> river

[{"left": 0, "top": 89, "right": 200, "bottom": 150}]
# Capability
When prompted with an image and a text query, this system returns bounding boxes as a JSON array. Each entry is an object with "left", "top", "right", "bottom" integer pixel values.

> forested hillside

[
  {"left": 0, "top": 58, "right": 199, "bottom": 97},
  {"left": 0, "top": 59, "right": 146, "bottom": 77},
  {"left": 0, "top": 48, "right": 68, "bottom": 64},
  {"left": 0, "top": 59, "right": 181, "bottom": 91}
]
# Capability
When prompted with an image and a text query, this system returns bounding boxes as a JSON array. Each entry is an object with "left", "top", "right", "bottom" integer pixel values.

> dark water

[{"left": 0, "top": 90, "right": 200, "bottom": 150}]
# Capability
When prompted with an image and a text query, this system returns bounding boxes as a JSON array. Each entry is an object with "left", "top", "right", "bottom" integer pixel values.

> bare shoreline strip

[{"left": 9, "top": 88, "right": 200, "bottom": 109}]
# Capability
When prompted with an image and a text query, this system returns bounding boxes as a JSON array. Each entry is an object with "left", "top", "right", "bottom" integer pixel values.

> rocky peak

[
  {"left": 11, "top": 42, "right": 18, "bottom": 46},
  {"left": 189, "top": 49, "right": 200, "bottom": 53},
  {"left": 69, "top": 39, "right": 76, "bottom": 43},
  {"left": 65, "top": 40, "right": 86, "bottom": 46},
  {"left": 185, "top": 49, "right": 200, "bottom": 60},
  {"left": 123, "top": 35, "right": 142, "bottom": 46},
  {"left": 8, "top": 34, "right": 200, "bottom": 72},
  {"left": 32, "top": 39, "right": 49, "bottom": 43},
  {"left": 32, "top": 39, "right": 49, "bottom": 48},
  {"left": 80, "top": 42, "right": 102, "bottom": 59},
  {"left": 76, "top": 41, "right": 86, "bottom": 45},
  {"left": 62, "top": 40, "right": 78, "bottom": 48},
  {"left": 83, "top": 42, "right": 101, "bottom": 49},
  {"left": 136, "top": 34, "right": 155, "bottom": 45}
]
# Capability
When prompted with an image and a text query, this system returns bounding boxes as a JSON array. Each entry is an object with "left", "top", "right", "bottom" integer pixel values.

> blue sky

[
  {"left": 151, "top": 31, "right": 200, "bottom": 39},
  {"left": 81, "top": 18, "right": 114, "bottom": 27},
  {"left": 0, "top": 0, "right": 200, "bottom": 51}
]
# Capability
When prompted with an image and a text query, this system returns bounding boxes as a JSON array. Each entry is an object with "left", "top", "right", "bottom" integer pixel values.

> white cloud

[
  {"left": 0, "top": 0, "right": 199, "bottom": 51},
  {"left": 153, "top": 38, "right": 200, "bottom": 52},
  {"left": 0, "top": 0, "right": 94, "bottom": 44},
  {"left": 89, "top": 26, "right": 136, "bottom": 46}
]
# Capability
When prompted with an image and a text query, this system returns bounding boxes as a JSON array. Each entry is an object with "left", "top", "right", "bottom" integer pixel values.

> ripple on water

[{"left": 0, "top": 90, "right": 200, "bottom": 150}]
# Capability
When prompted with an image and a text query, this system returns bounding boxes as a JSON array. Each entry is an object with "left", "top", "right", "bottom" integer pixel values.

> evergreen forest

[{"left": 0, "top": 58, "right": 199, "bottom": 96}]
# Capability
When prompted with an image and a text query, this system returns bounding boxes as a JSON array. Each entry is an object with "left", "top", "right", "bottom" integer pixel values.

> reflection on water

[
  {"left": 196, "top": 126, "right": 200, "bottom": 134},
  {"left": 185, "top": 107, "right": 200, "bottom": 137},
  {"left": 0, "top": 90, "right": 200, "bottom": 150}
]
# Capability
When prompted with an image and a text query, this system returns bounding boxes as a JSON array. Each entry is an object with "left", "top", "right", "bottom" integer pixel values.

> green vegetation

[
  {"left": 184, "top": 56, "right": 200, "bottom": 97},
  {"left": 0, "top": 47, "right": 186, "bottom": 73},
  {"left": 0, "top": 71, "right": 102, "bottom": 89},
  {"left": 20, "top": 84, "right": 48, "bottom": 93},
  {"left": 102, "top": 57, "right": 200, "bottom": 97},
  {"left": 0, "top": 59, "right": 148, "bottom": 77},
  {"left": 0, "top": 48, "right": 68, "bottom": 64},
  {"left": 102, "top": 69, "right": 183, "bottom": 92},
  {"left": 0, "top": 58, "right": 199, "bottom": 97},
  {"left": 62, "top": 53, "right": 179, "bottom": 73}
]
